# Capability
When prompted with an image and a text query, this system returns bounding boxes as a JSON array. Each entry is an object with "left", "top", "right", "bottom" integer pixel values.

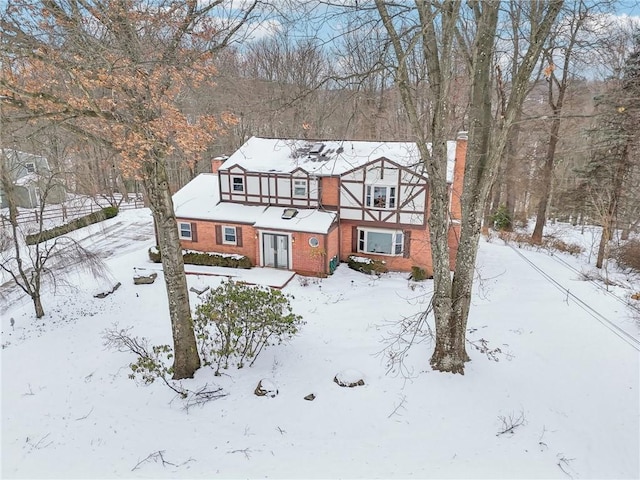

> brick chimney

[
  {"left": 450, "top": 131, "right": 467, "bottom": 221},
  {"left": 211, "top": 155, "right": 228, "bottom": 174}
]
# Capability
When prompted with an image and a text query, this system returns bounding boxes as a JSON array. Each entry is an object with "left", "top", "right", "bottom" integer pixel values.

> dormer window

[
  {"left": 232, "top": 177, "right": 244, "bottom": 192},
  {"left": 366, "top": 185, "right": 396, "bottom": 209},
  {"left": 25, "top": 162, "right": 36, "bottom": 174},
  {"left": 293, "top": 179, "right": 307, "bottom": 197}
]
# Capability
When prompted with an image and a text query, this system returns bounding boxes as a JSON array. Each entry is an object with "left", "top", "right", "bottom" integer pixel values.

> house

[
  {"left": 0, "top": 149, "right": 66, "bottom": 209},
  {"left": 172, "top": 134, "right": 467, "bottom": 277}
]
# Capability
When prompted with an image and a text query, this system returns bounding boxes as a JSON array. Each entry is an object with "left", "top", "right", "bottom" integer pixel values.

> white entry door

[{"left": 262, "top": 233, "right": 290, "bottom": 269}]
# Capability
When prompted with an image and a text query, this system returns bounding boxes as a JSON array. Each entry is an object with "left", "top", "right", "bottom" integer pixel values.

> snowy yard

[{"left": 2, "top": 209, "right": 639, "bottom": 478}]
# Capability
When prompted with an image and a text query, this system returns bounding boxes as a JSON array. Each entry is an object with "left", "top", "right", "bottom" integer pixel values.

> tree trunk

[
  {"left": 532, "top": 116, "right": 561, "bottom": 243},
  {"left": 504, "top": 116, "right": 522, "bottom": 228},
  {"left": 430, "top": 2, "right": 499, "bottom": 374},
  {"left": 32, "top": 293, "right": 45, "bottom": 319},
  {"left": 143, "top": 158, "right": 201, "bottom": 379},
  {"left": 596, "top": 219, "right": 610, "bottom": 269}
]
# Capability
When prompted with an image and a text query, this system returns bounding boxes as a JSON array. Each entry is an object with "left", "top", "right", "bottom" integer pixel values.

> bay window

[{"left": 358, "top": 228, "right": 404, "bottom": 256}]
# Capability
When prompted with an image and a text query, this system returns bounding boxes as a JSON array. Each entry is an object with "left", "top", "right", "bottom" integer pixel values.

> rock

[
  {"left": 254, "top": 379, "right": 278, "bottom": 398},
  {"left": 304, "top": 393, "right": 316, "bottom": 401},
  {"left": 94, "top": 282, "right": 122, "bottom": 299},
  {"left": 133, "top": 272, "right": 157, "bottom": 285},
  {"left": 334, "top": 369, "right": 365, "bottom": 388}
]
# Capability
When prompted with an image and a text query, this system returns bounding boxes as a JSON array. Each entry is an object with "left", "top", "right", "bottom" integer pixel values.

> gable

[{"left": 340, "top": 156, "right": 428, "bottom": 184}]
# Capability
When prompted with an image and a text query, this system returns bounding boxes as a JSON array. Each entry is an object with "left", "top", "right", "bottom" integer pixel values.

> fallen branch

[
  {"left": 75, "top": 407, "right": 94, "bottom": 421},
  {"left": 496, "top": 410, "right": 526, "bottom": 436},
  {"left": 131, "top": 450, "right": 175, "bottom": 471}
]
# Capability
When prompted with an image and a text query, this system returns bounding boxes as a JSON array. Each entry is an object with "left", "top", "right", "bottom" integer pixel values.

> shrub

[
  {"left": 547, "top": 238, "right": 583, "bottom": 256},
  {"left": 410, "top": 265, "right": 430, "bottom": 281},
  {"left": 148, "top": 246, "right": 161, "bottom": 263},
  {"left": 612, "top": 239, "right": 640, "bottom": 272},
  {"left": 498, "top": 231, "right": 583, "bottom": 256},
  {"left": 194, "top": 281, "right": 304, "bottom": 375},
  {"left": 148, "top": 247, "right": 252, "bottom": 269},
  {"left": 347, "top": 255, "right": 388, "bottom": 275},
  {"left": 26, "top": 207, "right": 118, "bottom": 245},
  {"left": 491, "top": 204, "right": 512, "bottom": 231}
]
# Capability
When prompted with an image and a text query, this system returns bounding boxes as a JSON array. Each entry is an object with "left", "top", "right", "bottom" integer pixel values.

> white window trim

[
  {"left": 222, "top": 225, "right": 237, "bottom": 245},
  {"left": 179, "top": 222, "right": 192, "bottom": 240},
  {"left": 366, "top": 185, "right": 396, "bottom": 209},
  {"left": 358, "top": 227, "right": 404, "bottom": 256},
  {"left": 293, "top": 179, "right": 307, "bottom": 197},
  {"left": 232, "top": 176, "right": 244, "bottom": 192}
]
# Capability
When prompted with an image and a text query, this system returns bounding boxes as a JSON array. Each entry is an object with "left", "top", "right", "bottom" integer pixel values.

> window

[
  {"left": 309, "top": 237, "right": 319, "bottom": 248},
  {"left": 232, "top": 177, "right": 244, "bottom": 192},
  {"left": 358, "top": 229, "right": 403, "bottom": 256},
  {"left": 293, "top": 179, "right": 307, "bottom": 197},
  {"left": 223, "top": 226, "right": 237, "bottom": 244},
  {"left": 179, "top": 222, "right": 192, "bottom": 240},
  {"left": 366, "top": 185, "right": 396, "bottom": 209},
  {"left": 25, "top": 162, "right": 36, "bottom": 174}
]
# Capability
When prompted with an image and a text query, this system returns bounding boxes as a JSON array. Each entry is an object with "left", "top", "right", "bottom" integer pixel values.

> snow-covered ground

[{"left": 2, "top": 209, "right": 639, "bottom": 479}]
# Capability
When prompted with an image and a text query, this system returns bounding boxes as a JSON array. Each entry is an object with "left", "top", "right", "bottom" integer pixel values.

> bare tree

[
  {"left": 0, "top": 162, "right": 108, "bottom": 318},
  {"left": 371, "top": 0, "right": 562, "bottom": 373},
  {"left": 531, "top": 0, "right": 615, "bottom": 243}
]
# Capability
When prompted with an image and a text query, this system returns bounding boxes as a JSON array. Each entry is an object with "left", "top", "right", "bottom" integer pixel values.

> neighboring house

[
  {"left": 0, "top": 149, "right": 66, "bottom": 208},
  {"left": 173, "top": 134, "right": 467, "bottom": 277}
]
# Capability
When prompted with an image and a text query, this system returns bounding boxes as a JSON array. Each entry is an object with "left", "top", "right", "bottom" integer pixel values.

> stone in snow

[
  {"left": 254, "top": 379, "right": 278, "bottom": 397},
  {"left": 334, "top": 369, "right": 365, "bottom": 388}
]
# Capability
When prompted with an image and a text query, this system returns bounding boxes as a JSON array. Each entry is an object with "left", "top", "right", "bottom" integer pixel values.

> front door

[{"left": 262, "top": 233, "right": 290, "bottom": 269}]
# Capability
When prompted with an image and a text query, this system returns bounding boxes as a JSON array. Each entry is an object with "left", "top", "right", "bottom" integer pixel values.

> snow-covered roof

[
  {"left": 14, "top": 172, "right": 38, "bottom": 186},
  {"left": 253, "top": 207, "right": 336, "bottom": 234},
  {"left": 220, "top": 137, "right": 458, "bottom": 182},
  {"left": 173, "top": 173, "right": 265, "bottom": 223},
  {"left": 173, "top": 173, "right": 336, "bottom": 233},
  {"left": 173, "top": 173, "right": 222, "bottom": 220}
]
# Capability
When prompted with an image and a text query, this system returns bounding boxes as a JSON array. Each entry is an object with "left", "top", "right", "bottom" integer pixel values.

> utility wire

[
  {"left": 506, "top": 244, "right": 640, "bottom": 352},
  {"left": 546, "top": 251, "right": 640, "bottom": 315}
]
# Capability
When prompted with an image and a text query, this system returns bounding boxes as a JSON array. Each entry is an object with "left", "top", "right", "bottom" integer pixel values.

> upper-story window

[
  {"left": 293, "top": 179, "right": 307, "bottom": 197},
  {"left": 25, "top": 162, "right": 36, "bottom": 174},
  {"left": 366, "top": 185, "right": 396, "bottom": 209},
  {"left": 232, "top": 177, "right": 244, "bottom": 192}
]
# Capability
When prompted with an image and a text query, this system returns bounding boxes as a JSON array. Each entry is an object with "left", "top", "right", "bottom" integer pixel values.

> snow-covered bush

[
  {"left": 347, "top": 255, "right": 387, "bottom": 275},
  {"left": 194, "top": 281, "right": 304, "bottom": 375},
  {"left": 148, "top": 247, "right": 252, "bottom": 269}
]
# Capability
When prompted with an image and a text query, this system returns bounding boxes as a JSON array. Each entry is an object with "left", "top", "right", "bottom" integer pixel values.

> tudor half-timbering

[{"left": 173, "top": 134, "right": 467, "bottom": 277}]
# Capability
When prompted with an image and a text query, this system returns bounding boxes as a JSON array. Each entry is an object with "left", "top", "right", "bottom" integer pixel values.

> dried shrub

[
  {"left": 547, "top": 238, "right": 583, "bottom": 255},
  {"left": 498, "top": 231, "right": 583, "bottom": 256},
  {"left": 611, "top": 239, "right": 640, "bottom": 272}
]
